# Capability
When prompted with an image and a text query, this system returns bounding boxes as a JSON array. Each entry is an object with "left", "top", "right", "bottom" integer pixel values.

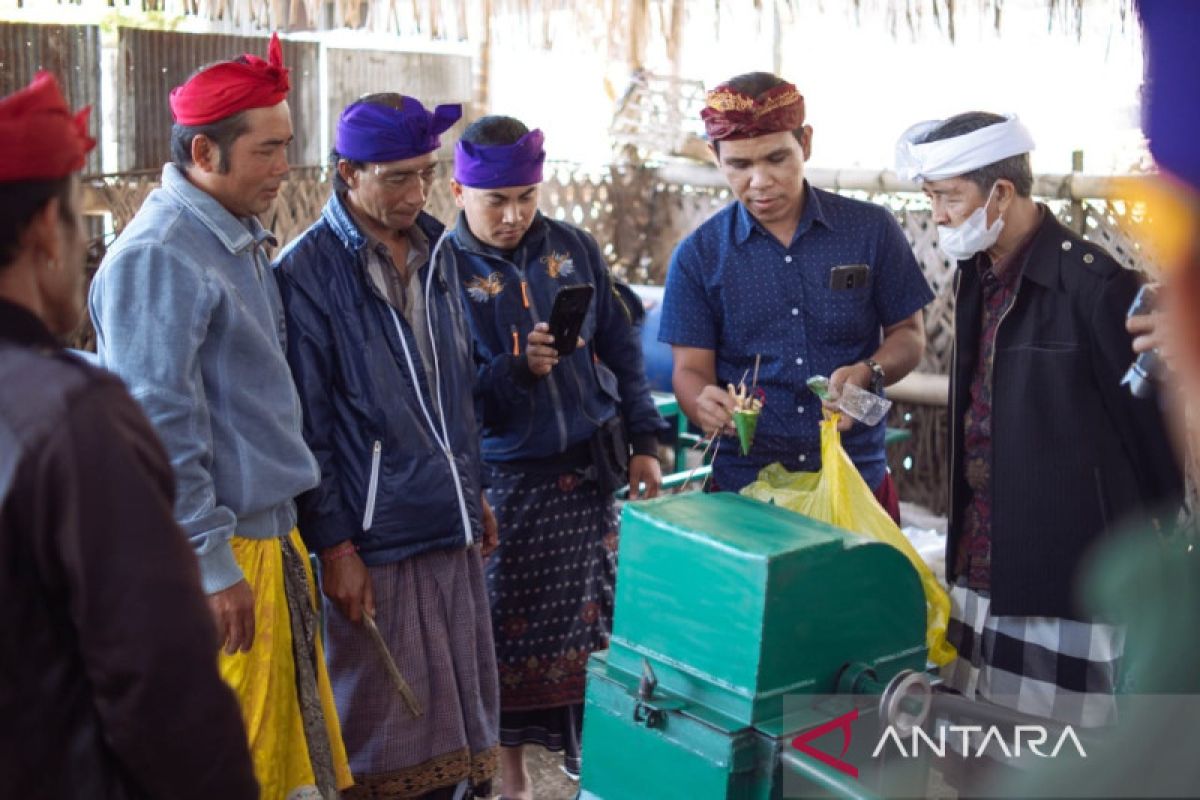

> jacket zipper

[
  {"left": 362, "top": 439, "right": 382, "bottom": 531},
  {"left": 380, "top": 246, "right": 475, "bottom": 546},
  {"left": 510, "top": 259, "right": 569, "bottom": 452},
  {"left": 420, "top": 254, "right": 475, "bottom": 547},
  {"left": 356, "top": 239, "right": 475, "bottom": 546}
]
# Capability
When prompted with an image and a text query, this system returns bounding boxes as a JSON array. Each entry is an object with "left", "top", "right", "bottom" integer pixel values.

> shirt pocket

[{"left": 811, "top": 278, "right": 874, "bottom": 343}]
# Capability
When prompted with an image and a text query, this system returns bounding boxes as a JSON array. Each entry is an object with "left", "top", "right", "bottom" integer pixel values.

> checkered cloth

[{"left": 941, "top": 584, "right": 1125, "bottom": 728}]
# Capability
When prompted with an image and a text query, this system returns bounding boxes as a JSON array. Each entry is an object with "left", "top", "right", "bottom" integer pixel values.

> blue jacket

[
  {"left": 89, "top": 164, "right": 320, "bottom": 594},
  {"left": 273, "top": 193, "right": 483, "bottom": 566},
  {"left": 449, "top": 212, "right": 666, "bottom": 463}
]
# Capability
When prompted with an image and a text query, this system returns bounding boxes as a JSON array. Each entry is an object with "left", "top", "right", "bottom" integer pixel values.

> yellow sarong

[{"left": 219, "top": 530, "right": 353, "bottom": 798}]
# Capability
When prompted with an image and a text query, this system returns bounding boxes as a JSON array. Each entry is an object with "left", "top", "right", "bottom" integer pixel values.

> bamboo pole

[{"left": 655, "top": 161, "right": 1152, "bottom": 201}]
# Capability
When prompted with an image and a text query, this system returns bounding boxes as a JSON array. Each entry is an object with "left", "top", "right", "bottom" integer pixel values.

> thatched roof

[{"left": 2, "top": 0, "right": 1133, "bottom": 46}]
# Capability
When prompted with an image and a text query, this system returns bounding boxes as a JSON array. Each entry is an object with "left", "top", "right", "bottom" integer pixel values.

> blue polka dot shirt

[{"left": 658, "top": 182, "right": 934, "bottom": 492}]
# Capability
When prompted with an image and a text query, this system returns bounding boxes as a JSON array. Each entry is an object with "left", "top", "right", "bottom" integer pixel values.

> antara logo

[
  {"left": 790, "top": 709, "right": 1088, "bottom": 779},
  {"left": 791, "top": 709, "right": 860, "bottom": 778}
]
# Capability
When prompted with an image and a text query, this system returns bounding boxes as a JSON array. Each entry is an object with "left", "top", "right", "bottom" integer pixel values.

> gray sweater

[{"left": 90, "top": 164, "right": 319, "bottom": 593}]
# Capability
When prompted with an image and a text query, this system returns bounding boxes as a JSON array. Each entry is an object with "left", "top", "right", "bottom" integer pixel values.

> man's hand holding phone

[{"left": 525, "top": 323, "right": 560, "bottom": 377}]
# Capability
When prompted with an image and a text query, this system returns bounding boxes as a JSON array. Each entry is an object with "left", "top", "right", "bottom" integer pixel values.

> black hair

[
  {"left": 459, "top": 115, "right": 529, "bottom": 147},
  {"left": 920, "top": 111, "right": 1034, "bottom": 198},
  {"left": 711, "top": 71, "right": 806, "bottom": 156},
  {"left": 169, "top": 58, "right": 257, "bottom": 174},
  {"left": 170, "top": 113, "right": 250, "bottom": 174},
  {"left": 0, "top": 176, "right": 74, "bottom": 270},
  {"left": 329, "top": 92, "right": 408, "bottom": 194}
]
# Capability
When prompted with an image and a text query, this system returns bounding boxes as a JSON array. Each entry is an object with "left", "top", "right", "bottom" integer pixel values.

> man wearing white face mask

[{"left": 895, "top": 113, "right": 1182, "bottom": 745}]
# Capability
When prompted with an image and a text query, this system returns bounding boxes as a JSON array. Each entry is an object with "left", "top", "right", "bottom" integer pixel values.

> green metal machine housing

[{"left": 580, "top": 493, "right": 931, "bottom": 799}]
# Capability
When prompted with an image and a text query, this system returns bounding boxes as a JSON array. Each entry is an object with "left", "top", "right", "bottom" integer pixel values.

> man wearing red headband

[
  {"left": 0, "top": 72, "right": 256, "bottom": 798},
  {"left": 89, "top": 36, "right": 351, "bottom": 798},
  {"left": 659, "top": 72, "right": 933, "bottom": 517}
]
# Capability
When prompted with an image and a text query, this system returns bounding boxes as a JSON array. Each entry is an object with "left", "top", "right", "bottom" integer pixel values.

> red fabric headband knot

[
  {"left": 701, "top": 81, "right": 805, "bottom": 142},
  {"left": 0, "top": 71, "right": 95, "bottom": 181},
  {"left": 169, "top": 32, "right": 290, "bottom": 125}
]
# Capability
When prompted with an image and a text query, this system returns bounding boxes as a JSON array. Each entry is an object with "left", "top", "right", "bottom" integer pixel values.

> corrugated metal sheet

[
  {"left": 117, "top": 29, "right": 320, "bottom": 171},
  {"left": 0, "top": 23, "right": 103, "bottom": 174},
  {"left": 326, "top": 48, "right": 474, "bottom": 157}
]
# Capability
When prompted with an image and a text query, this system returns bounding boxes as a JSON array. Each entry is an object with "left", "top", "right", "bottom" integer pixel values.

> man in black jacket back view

[
  {"left": 0, "top": 73, "right": 257, "bottom": 799},
  {"left": 895, "top": 112, "right": 1182, "bottom": 738}
]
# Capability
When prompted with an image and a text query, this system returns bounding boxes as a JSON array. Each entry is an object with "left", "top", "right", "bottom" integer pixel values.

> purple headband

[
  {"left": 454, "top": 129, "right": 546, "bottom": 189},
  {"left": 335, "top": 96, "right": 462, "bottom": 162}
]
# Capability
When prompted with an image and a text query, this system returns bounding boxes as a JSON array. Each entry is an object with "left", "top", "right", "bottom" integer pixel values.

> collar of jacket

[
  {"left": 0, "top": 297, "right": 59, "bottom": 350},
  {"left": 450, "top": 209, "right": 549, "bottom": 259},
  {"left": 963, "top": 203, "right": 1065, "bottom": 291},
  {"left": 322, "top": 190, "right": 446, "bottom": 255},
  {"left": 160, "top": 164, "right": 277, "bottom": 255}
]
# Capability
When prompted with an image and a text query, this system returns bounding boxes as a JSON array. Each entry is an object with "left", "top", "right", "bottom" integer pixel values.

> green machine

[{"left": 580, "top": 493, "right": 934, "bottom": 799}]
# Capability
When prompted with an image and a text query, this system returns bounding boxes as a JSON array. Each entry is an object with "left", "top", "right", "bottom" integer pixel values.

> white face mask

[{"left": 937, "top": 184, "right": 1003, "bottom": 261}]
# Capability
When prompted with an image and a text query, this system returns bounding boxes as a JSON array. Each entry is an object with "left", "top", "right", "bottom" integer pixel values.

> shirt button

[
  {"left": 799, "top": 454, "right": 807, "bottom": 463},
  {"left": 1061, "top": 241, "right": 1073, "bottom": 251},
  {"left": 797, "top": 405, "right": 805, "bottom": 414},
  {"left": 785, "top": 255, "right": 793, "bottom": 263},
  {"left": 791, "top": 307, "right": 799, "bottom": 316},
  {"left": 795, "top": 357, "right": 804, "bottom": 365}
]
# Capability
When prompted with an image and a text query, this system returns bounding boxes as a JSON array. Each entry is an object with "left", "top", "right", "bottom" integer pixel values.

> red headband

[
  {"left": 169, "top": 32, "right": 290, "bottom": 125},
  {"left": 0, "top": 71, "right": 95, "bottom": 182},
  {"left": 701, "top": 81, "right": 806, "bottom": 142}
]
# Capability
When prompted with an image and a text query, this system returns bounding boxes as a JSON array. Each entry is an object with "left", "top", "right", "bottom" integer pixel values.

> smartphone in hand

[{"left": 547, "top": 285, "right": 594, "bottom": 356}]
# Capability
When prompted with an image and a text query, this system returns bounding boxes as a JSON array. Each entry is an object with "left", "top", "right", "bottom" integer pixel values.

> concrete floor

[{"left": 489, "top": 745, "right": 578, "bottom": 800}]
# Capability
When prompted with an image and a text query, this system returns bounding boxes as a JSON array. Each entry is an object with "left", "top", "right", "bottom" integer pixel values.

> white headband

[{"left": 894, "top": 114, "right": 1036, "bottom": 183}]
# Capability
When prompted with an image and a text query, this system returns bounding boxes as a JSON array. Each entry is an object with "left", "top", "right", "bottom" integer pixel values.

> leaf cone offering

[
  {"left": 733, "top": 407, "right": 760, "bottom": 455},
  {"left": 727, "top": 379, "right": 765, "bottom": 456}
]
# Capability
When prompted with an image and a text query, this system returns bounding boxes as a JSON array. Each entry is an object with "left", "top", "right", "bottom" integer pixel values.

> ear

[
  {"left": 336, "top": 159, "right": 360, "bottom": 191},
  {"left": 799, "top": 125, "right": 813, "bottom": 161},
  {"left": 993, "top": 179, "right": 1017, "bottom": 211},
  {"left": 450, "top": 180, "right": 466, "bottom": 209},
  {"left": 22, "top": 196, "right": 64, "bottom": 266},
  {"left": 191, "top": 134, "right": 220, "bottom": 173},
  {"left": 707, "top": 141, "right": 721, "bottom": 167}
]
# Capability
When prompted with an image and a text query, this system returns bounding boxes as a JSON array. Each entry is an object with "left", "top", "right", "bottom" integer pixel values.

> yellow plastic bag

[{"left": 740, "top": 414, "right": 957, "bottom": 666}]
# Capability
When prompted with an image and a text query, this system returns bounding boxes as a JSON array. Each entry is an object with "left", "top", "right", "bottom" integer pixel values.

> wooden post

[
  {"left": 772, "top": 0, "right": 783, "bottom": 76},
  {"left": 628, "top": 0, "right": 649, "bottom": 71},
  {"left": 1070, "top": 149, "right": 1086, "bottom": 234},
  {"left": 473, "top": 0, "right": 491, "bottom": 118}
]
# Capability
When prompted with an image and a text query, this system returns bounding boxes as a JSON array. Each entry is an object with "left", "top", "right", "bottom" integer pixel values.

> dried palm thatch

[{"left": 1, "top": 0, "right": 1131, "bottom": 45}]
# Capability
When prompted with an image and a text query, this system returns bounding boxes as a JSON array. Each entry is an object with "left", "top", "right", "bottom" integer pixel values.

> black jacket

[
  {"left": 947, "top": 210, "right": 1183, "bottom": 619},
  {"left": 0, "top": 299, "right": 257, "bottom": 799}
]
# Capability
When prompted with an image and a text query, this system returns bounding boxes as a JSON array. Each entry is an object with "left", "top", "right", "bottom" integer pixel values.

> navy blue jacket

[
  {"left": 449, "top": 212, "right": 667, "bottom": 464},
  {"left": 274, "top": 193, "right": 483, "bottom": 565}
]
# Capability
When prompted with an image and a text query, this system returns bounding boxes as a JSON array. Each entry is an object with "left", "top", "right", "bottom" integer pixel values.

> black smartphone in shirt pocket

[
  {"left": 829, "top": 263, "right": 870, "bottom": 290},
  {"left": 547, "top": 284, "right": 594, "bottom": 356}
]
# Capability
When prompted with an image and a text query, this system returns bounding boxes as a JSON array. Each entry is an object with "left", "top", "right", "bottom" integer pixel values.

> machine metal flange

[{"left": 878, "top": 669, "right": 933, "bottom": 735}]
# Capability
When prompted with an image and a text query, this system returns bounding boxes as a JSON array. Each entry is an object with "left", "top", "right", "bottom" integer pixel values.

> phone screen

[{"left": 547, "top": 285, "right": 594, "bottom": 356}]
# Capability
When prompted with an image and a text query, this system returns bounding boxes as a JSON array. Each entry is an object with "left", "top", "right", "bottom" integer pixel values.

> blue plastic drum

[{"left": 629, "top": 285, "right": 674, "bottom": 393}]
